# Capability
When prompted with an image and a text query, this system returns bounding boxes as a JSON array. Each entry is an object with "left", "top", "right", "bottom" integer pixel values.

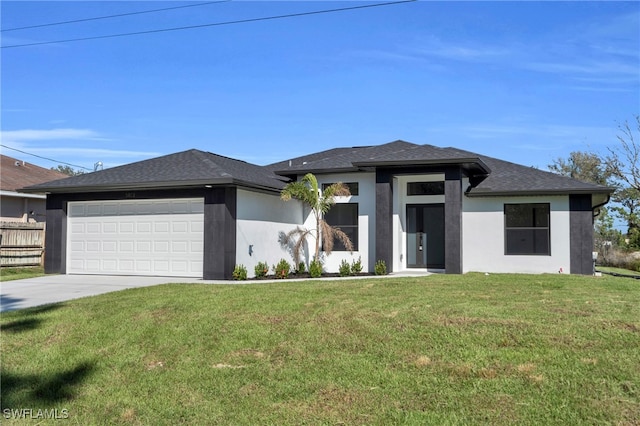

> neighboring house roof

[
  {"left": 22, "top": 149, "right": 289, "bottom": 193},
  {"left": 1, "top": 155, "right": 68, "bottom": 193},
  {"left": 22, "top": 141, "right": 613, "bottom": 197}
]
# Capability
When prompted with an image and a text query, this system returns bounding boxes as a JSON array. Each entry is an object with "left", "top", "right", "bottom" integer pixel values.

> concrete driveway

[
  {"left": 1, "top": 271, "right": 431, "bottom": 313},
  {"left": 0, "top": 275, "right": 184, "bottom": 313}
]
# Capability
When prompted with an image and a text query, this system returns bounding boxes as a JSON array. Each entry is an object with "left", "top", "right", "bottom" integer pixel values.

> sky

[{"left": 1, "top": 1, "right": 639, "bottom": 175}]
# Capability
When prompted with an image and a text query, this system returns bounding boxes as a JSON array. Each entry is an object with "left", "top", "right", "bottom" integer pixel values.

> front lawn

[
  {"left": 1, "top": 274, "right": 638, "bottom": 425},
  {"left": 597, "top": 266, "right": 640, "bottom": 277},
  {"left": 0, "top": 266, "right": 44, "bottom": 282}
]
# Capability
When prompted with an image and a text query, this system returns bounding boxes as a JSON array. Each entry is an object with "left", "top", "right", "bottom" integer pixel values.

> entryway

[{"left": 406, "top": 204, "right": 445, "bottom": 269}]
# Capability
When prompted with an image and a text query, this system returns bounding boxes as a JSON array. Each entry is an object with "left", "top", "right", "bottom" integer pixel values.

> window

[
  {"left": 323, "top": 204, "right": 358, "bottom": 251},
  {"left": 504, "top": 203, "right": 550, "bottom": 255},
  {"left": 321, "top": 182, "right": 359, "bottom": 196},
  {"left": 407, "top": 181, "right": 445, "bottom": 196}
]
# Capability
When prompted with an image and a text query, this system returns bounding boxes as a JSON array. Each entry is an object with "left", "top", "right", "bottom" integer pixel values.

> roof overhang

[
  {"left": 465, "top": 188, "right": 615, "bottom": 198},
  {"left": 0, "top": 190, "right": 46, "bottom": 199},
  {"left": 353, "top": 157, "right": 491, "bottom": 175},
  {"left": 21, "top": 178, "right": 285, "bottom": 195},
  {"left": 274, "top": 166, "right": 360, "bottom": 176}
]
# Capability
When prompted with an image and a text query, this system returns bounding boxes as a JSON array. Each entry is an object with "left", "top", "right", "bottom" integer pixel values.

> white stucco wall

[
  {"left": 462, "top": 192, "right": 571, "bottom": 274},
  {"left": 236, "top": 189, "right": 304, "bottom": 277},
  {"left": 311, "top": 173, "right": 376, "bottom": 273}
]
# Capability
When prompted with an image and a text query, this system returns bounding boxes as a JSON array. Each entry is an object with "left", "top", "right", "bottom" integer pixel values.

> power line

[
  {"left": 2, "top": 1, "right": 230, "bottom": 32},
  {"left": 2, "top": 0, "right": 416, "bottom": 49},
  {"left": 0, "top": 144, "right": 92, "bottom": 171}
]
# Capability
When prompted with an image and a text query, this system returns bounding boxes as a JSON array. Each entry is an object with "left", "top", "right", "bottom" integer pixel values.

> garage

[{"left": 67, "top": 198, "right": 204, "bottom": 277}]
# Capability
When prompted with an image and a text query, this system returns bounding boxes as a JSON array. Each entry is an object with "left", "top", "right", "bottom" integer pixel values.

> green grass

[
  {"left": 597, "top": 266, "right": 640, "bottom": 277},
  {"left": 1, "top": 274, "right": 639, "bottom": 425},
  {"left": 0, "top": 266, "right": 45, "bottom": 282}
]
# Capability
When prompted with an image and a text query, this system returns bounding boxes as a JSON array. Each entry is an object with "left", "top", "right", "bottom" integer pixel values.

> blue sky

[{"left": 1, "top": 1, "right": 639, "bottom": 173}]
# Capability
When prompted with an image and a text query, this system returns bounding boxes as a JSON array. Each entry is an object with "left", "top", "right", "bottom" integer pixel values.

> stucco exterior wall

[
  {"left": 462, "top": 192, "right": 571, "bottom": 274},
  {"left": 235, "top": 189, "right": 304, "bottom": 277},
  {"left": 310, "top": 173, "right": 376, "bottom": 273}
]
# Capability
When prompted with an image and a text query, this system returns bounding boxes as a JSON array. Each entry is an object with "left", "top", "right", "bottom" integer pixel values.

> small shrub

[
  {"left": 273, "top": 259, "right": 291, "bottom": 279},
  {"left": 309, "top": 260, "right": 323, "bottom": 278},
  {"left": 297, "top": 261, "right": 306, "bottom": 274},
  {"left": 339, "top": 259, "right": 351, "bottom": 277},
  {"left": 232, "top": 264, "right": 248, "bottom": 280},
  {"left": 254, "top": 261, "right": 269, "bottom": 278},
  {"left": 351, "top": 256, "right": 363, "bottom": 275},
  {"left": 374, "top": 259, "right": 387, "bottom": 275}
]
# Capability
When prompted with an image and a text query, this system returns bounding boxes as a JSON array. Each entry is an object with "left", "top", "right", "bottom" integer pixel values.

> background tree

[
  {"left": 51, "top": 165, "right": 84, "bottom": 176},
  {"left": 280, "top": 173, "right": 353, "bottom": 266},
  {"left": 549, "top": 150, "right": 617, "bottom": 249},
  {"left": 548, "top": 151, "right": 611, "bottom": 186},
  {"left": 549, "top": 115, "right": 640, "bottom": 251},
  {"left": 605, "top": 116, "right": 640, "bottom": 249}
]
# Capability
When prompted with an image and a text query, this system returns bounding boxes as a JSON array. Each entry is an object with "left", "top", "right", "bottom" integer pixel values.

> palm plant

[{"left": 281, "top": 173, "right": 354, "bottom": 265}]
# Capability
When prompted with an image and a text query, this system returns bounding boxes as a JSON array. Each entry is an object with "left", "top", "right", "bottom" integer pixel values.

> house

[
  {"left": 1, "top": 155, "right": 68, "bottom": 223},
  {"left": 22, "top": 141, "right": 613, "bottom": 279}
]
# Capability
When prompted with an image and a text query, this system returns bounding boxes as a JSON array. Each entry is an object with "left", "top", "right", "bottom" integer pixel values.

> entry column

[
  {"left": 444, "top": 168, "right": 463, "bottom": 274},
  {"left": 375, "top": 169, "right": 393, "bottom": 273}
]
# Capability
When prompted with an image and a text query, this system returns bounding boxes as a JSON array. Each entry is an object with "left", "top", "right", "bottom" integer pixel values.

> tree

[
  {"left": 280, "top": 173, "right": 353, "bottom": 265},
  {"left": 548, "top": 151, "right": 611, "bottom": 186},
  {"left": 52, "top": 165, "right": 84, "bottom": 176},
  {"left": 549, "top": 149, "right": 616, "bottom": 250},
  {"left": 605, "top": 116, "right": 640, "bottom": 249}
]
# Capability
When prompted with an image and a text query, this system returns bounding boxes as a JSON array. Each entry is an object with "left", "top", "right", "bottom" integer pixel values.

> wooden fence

[{"left": 0, "top": 222, "right": 45, "bottom": 267}]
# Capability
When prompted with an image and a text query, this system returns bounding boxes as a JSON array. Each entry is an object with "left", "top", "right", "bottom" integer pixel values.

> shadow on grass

[
  {"left": 0, "top": 304, "right": 65, "bottom": 333},
  {"left": 0, "top": 318, "right": 43, "bottom": 333},
  {"left": 1, "top": 361, "right": 96, "bottom": 409}
]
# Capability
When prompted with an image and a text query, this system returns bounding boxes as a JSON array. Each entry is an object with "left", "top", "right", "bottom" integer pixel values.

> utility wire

[
  {"left": 0, "top": 144, "right": 92, "bottom": 171},
  {"left": 2, "top": 0, "right": 416, "bottom": 49},
  {"left": 2, "top": 1, "right": 230, "bottom": 32}
]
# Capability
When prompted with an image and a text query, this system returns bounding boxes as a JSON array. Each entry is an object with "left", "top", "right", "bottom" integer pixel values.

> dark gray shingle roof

[
  {"left": 23, "top": 149, "right": 288, "bottom": 193},
  {"left": 23, "top": 142, "right": 613, "bottom": 197},
  {"left": 467, "top": 155, "right": 612, "bottom": 196},
  {"left": 270, "top": 140, "right": 612, "bottom": 196},
  {"left": 269, "top": 140, "right": 421, "bottom": 174}
]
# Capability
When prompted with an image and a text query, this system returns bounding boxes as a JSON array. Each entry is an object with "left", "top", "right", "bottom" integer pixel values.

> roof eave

[
  {"left": 353, "top": 157, "right": 491, "bottom": 174},
  {"left": 274, "top": 166, "right": 359, "bottom": 176},
  {"left": 465, "top": 187, "right": 615, "bottom": 198},
  {"left": 0, "top": 190, "right": 47, "bottom": 199},
  {"left": 21, "top": 177, "right": 284, "bottom": 195}
]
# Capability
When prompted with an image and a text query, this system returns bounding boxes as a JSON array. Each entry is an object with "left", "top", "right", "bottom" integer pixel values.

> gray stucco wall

[
  {"left": 569, "top": 194, "right": 594, "bottom": 275},
  {"left": 44, "top": 194, "right": 67, "bottom": 274},
  {"left": 203, "top": 187, "right": 237, "bottom": 280},
  {"left": 375, "top": 170, "right": 394, "bottom": 273},
  {"left": 444, "top": 168, "right": 463, "bottom": 274}
]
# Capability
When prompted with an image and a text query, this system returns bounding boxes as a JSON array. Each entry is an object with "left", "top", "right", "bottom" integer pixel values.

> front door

[{"left": 406, "top": 204, "right": 445, "bottom": 269}]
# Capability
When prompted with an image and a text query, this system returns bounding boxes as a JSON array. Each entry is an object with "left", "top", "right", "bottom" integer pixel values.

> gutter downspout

[{"left": 592, "top": 194, "right": 611, "bottom": 222}]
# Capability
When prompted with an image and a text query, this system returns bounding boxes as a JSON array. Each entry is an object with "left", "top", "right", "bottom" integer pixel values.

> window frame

[
  {"left": 407, "top": 181, "right": 445, "bottom": 196},
  {"left": 323, "top": 203, "right": 358, "bottom": 251},
  {"left": 504, "top": 203, "right": 551, "bottom": 256},
  {"left": 321, "top": 182, "right": 359, "bottom": 196}
]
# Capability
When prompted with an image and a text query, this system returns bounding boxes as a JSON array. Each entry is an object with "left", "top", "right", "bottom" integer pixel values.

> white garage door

[{"left": 67, "top": 198, "right": 204, "bottom": 277}]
